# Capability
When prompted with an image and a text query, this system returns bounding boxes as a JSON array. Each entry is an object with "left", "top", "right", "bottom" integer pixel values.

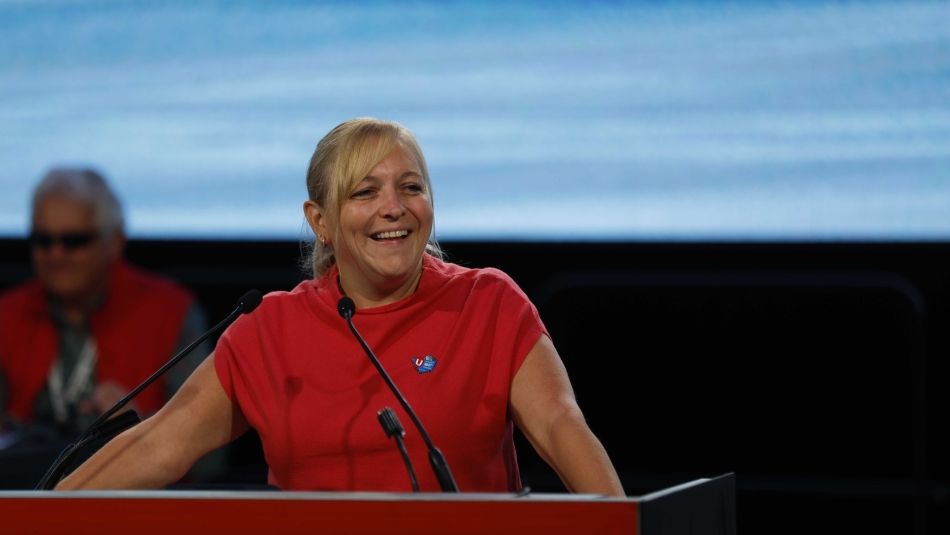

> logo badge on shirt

[{"left": 413, "top": 355, "right": 437, "bottom": 374}]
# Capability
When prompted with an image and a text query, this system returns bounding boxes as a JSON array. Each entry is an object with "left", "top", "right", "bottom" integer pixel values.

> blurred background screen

[{"left": 1, "top": 0, "right": 948, "bottom": 241}]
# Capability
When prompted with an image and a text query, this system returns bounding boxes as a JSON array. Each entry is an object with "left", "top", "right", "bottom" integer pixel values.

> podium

[{"left": 0, "top": 473, "right": 735, "bottom": 535}]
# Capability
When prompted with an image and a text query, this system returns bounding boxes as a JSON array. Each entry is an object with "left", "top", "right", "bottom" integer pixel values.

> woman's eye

[
  {"left": 351, "top": 188, "right": 373, "bottom": 198},
  {"left": 404, "top": 183, "right": 424, "bottom": 193}
]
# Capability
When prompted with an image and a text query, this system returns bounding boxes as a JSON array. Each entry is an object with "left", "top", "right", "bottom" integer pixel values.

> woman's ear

[{"left": 304, "top": 200, "right": 329, "bottom": 244}]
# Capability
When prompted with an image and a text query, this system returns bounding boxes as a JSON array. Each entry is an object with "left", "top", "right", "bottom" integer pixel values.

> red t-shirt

[{"left": 214, "top": 255, "right": 547, "bottom": 492}]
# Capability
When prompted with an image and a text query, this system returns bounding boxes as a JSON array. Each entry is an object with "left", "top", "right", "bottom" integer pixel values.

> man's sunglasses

[{"left": 28, "top": 231, "right": 99, "bottom": 250}]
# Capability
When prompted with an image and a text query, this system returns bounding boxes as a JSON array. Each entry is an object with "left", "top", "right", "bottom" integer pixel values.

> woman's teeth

[{"left": 372, "top": 230, "right": 409, "bottom": 240}]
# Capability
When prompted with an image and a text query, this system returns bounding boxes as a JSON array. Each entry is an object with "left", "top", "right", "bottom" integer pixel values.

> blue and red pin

[{"left": 413, "top": 355, "right": 437, "bottom": 373}]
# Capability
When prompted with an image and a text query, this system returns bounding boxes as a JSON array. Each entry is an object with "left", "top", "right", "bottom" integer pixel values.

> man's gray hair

[{"left": 31, "top": 167, "right": 125, "bottom": 234}]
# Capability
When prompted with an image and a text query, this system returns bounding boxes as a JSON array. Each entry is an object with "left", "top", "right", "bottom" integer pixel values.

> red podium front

[{"left": 0, "top": 490, "right": 636, "bottom": 535}]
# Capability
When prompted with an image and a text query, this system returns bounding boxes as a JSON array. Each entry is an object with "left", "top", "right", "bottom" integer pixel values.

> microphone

[
  {"left": 377, "top": 407, "right": 420, "bottom": 492},
  {"left": 36, "top": 289, "right": 264, "bottom": 490},
  {"left": 337, "top": 296, "right": 459, "bottom": 492}
]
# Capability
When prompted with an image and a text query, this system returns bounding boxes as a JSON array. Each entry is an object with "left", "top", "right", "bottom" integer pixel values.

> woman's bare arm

[
  {"left": 56, "top": 353, "right": 247, "bottom": 490},
  {"left": 510, "top": 335, "right": 624, "bottom": 496}
]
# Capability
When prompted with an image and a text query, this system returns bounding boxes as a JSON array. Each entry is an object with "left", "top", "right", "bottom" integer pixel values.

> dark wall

[{"left": 2, "top": 238, "right": 948, "bottom": 534}]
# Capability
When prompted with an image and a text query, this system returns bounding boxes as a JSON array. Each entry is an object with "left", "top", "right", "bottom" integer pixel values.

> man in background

[{"left": 0, "top": 168, "right": 210, "bottom": 486}]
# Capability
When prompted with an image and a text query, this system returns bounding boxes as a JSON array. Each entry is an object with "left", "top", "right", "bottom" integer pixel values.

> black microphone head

[
  {"left": 337, "top": 296, "right": 355, "bottom": 320},
  {"left": 237, "top": 290, "right": 263, "bottom": 314},
  {"left": 377, "top": 407, "right": 405, "bottom": 438}
]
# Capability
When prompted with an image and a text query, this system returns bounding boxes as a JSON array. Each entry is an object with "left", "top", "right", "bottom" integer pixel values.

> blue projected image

[{"left": 0, "top": 1, "right": 948, "bottom": 241}]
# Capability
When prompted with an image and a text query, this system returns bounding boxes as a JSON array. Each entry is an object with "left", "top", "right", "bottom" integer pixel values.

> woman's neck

[{"left": 338, "top": 264, "right": 424, "bottom": 310}]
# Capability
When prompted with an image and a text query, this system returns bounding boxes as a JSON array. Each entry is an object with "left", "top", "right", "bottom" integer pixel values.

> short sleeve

[
  {"left": 484, "top": 269, "right": 548, "bottom": 380},
  {"left": 213, "top": 321, "right": 239, "bottom": 401}
]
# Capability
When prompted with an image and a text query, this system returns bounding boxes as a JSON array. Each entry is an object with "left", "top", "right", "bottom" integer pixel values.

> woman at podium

[{"left": 57, "top": 118, "right": 624, "bottom": 496}]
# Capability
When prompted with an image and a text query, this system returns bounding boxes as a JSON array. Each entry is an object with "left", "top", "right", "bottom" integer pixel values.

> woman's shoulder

[
  {"left": 272, "top": 278, "right": 318, "bottom": 298},
  {"left": 424, "top": 255, "right": 522, "bottom": 293},
  {"left": 240, "top": 279, "right": 326, "bottom": 321},
  {"left": 219, "top": 279, "right": 329, "bottom": 347}
]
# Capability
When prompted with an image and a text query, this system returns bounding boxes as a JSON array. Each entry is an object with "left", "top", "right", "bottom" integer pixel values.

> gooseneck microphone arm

[
  {"left": 93, "top": 290, "right": 262, "bottom": 429},
  {"left": 337, "top": 297, "right": 459, "bottom": 492},
  {"left": 36, "top": 289, "right": 264, "bottom": 490}
]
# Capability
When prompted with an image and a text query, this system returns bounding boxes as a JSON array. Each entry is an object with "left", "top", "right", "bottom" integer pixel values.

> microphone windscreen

[
  {"left": 238, "top": 289, "right": 263, "bottom": 313},
  {"left": 337, "top": 296, "right": 356, "bottom": 319}
]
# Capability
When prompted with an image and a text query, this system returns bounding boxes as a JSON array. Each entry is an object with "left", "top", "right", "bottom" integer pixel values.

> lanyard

[{"left": 47, "top": 338, "right": 97, "bottom": 423}]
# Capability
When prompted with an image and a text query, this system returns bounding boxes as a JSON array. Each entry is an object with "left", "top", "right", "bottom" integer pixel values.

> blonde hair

[{"left": 303, "top": 117, "right": 442, "bottom": 277}]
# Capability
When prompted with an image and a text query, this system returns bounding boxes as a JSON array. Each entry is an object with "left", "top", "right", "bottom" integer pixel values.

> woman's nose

[{"left": 378, "top": 187, "right": 406, "bottom": 219}]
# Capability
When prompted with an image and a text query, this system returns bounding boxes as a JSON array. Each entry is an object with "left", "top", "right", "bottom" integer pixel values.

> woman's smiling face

[{"left": 326, "top": 144, "right": 434, "bottom": 300}]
